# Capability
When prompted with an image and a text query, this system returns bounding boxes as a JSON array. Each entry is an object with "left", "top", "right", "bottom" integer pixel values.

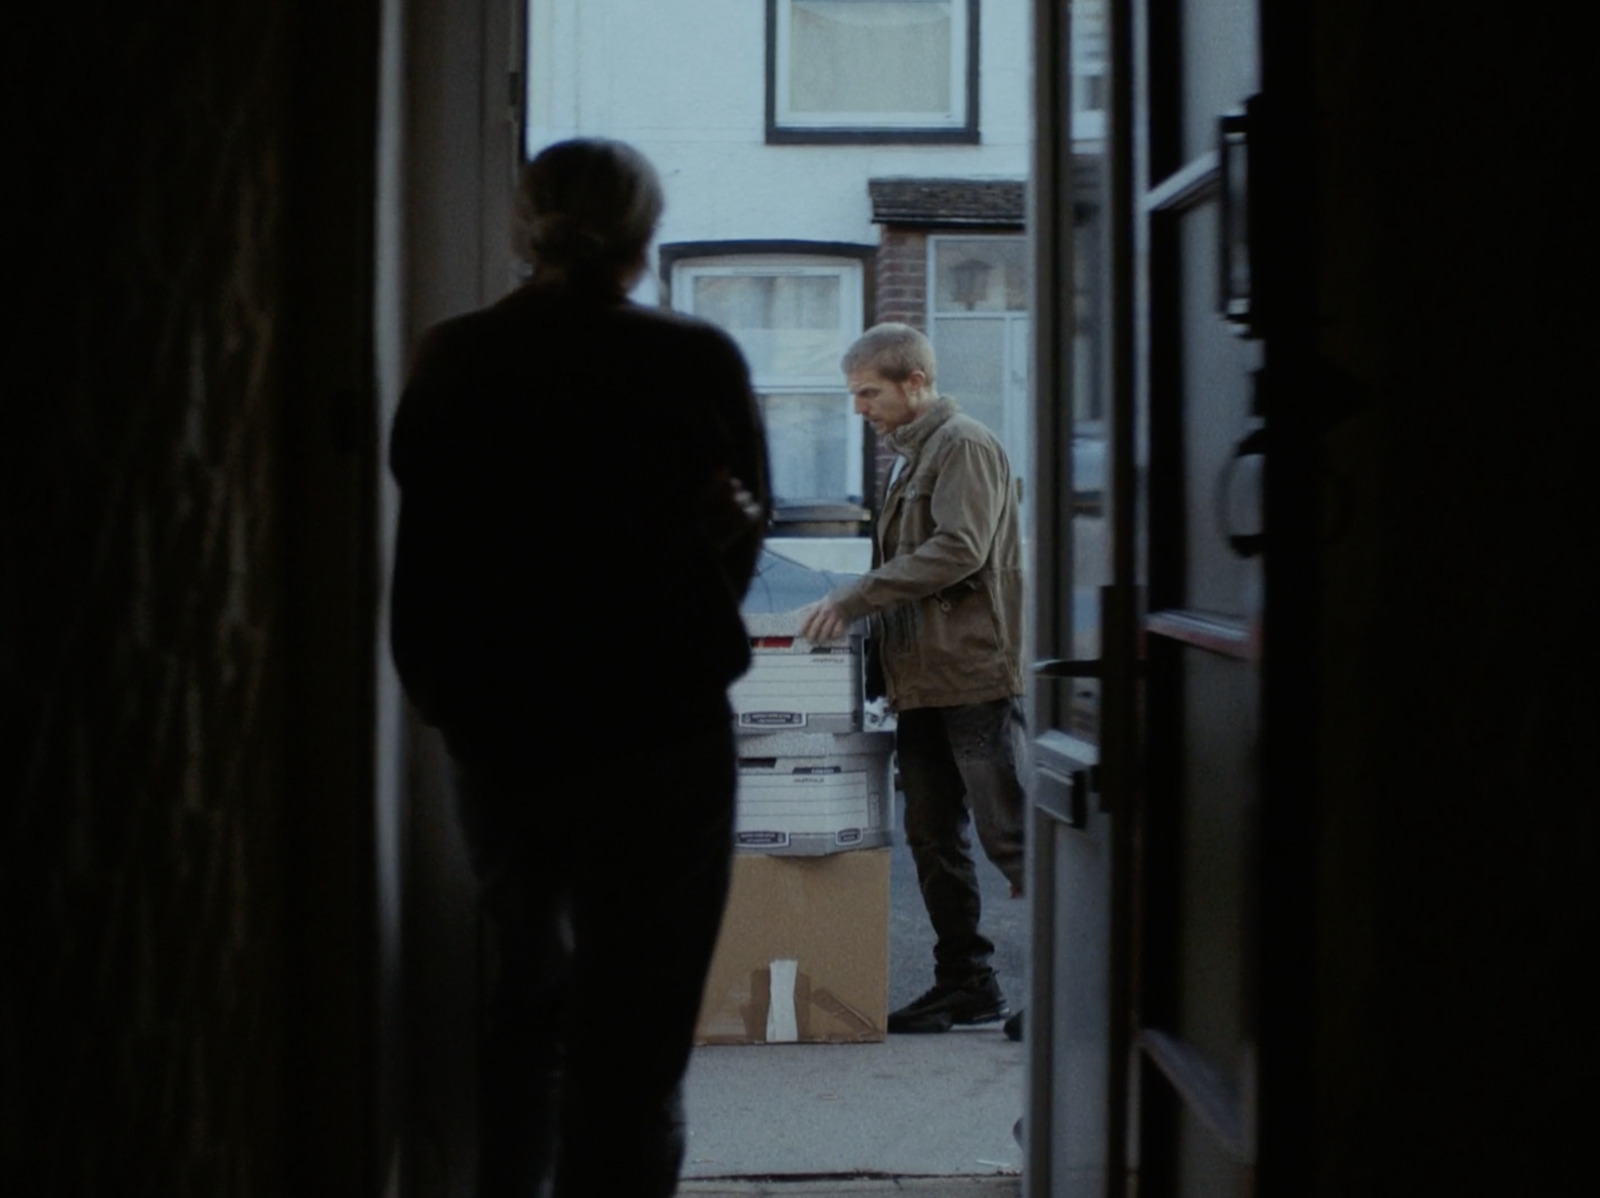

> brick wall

[
  {"left": 873, "top": 227, "right": 930, "bottom": 330},
  {"left": 864, "top": 227, "right": 929, "bottom": 505},
  {"left": 3, "top": 4, "right": 296, "bottom": 1192}
]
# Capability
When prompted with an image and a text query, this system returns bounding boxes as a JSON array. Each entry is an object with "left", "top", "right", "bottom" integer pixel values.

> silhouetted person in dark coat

[{"left": 390, "top": 137, "right": 769, "bottom": 1198}]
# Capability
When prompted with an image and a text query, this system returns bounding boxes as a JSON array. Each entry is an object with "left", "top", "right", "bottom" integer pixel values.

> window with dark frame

[{"left": 766, "top": 0, "right": 980, "bottom": 144}]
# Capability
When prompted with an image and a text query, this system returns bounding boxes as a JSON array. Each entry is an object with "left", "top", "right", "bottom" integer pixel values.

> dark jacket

[
  {"left": 389, "top": 282, "right": 769, "bottom": 757},
  {"left": 828, "top": 397, "right": 1023, "bottom": 710}
]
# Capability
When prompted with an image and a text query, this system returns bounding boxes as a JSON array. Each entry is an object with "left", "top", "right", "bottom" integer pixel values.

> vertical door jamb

[
  {"left": 1103, "top": 0, "right": 1142, "bottom": 1191},
  {"left": 1025, "top": 0, "right": 1071, "bottom": 1191},
  {"left": 1253, "top": 1, "right": 1318, "bottom": 1188}
]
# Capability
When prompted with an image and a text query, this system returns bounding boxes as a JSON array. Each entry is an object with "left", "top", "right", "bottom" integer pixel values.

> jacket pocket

[
  {"left": 883, "top": 602, "right": 919, "bottom": 655},
  {"left": 936, "top": 576, "right": 1002, "bottom": 656}
]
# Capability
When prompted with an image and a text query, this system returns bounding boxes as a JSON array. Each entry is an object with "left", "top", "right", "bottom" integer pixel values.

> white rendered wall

[{"left": 524, "top": 0, "right": 1031, "bottom": 301}]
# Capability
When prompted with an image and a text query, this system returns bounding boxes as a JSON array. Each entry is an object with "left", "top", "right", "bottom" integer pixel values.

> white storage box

[
  {"left": 728, "top": 611, "right": 863, "bottom": 734},
  {"left": 728, "top": 642, "right": 860, "bottom": 733},
  {"left": 734, "top": 731, "right": 894, "bottom": 855}
]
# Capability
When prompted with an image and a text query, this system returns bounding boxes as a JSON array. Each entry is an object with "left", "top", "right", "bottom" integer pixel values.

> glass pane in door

[
  {"left": 1066, "top": 197, "right": 1110, "bottom": 740},
  {"left": 931, "top": 315, "right": 1007, "bottom": 437},
  {"left": 932, "top": 237, "right": 1029, "bottom": 312},
  {"left": 1179, "top": 0, "right": 1260, "bottom": 164}
]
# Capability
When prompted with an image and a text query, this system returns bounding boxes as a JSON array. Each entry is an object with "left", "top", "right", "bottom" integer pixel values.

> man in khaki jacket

[{"left": 800, "top": 323, "right": 1027, "bottom": 1034}]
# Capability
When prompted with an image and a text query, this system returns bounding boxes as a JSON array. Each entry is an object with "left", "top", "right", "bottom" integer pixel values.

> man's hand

[{"left": 797, "top": 598, "right": 849, "bottom": 643}]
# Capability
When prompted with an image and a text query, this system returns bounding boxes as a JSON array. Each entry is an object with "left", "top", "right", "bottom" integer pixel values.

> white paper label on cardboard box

[{"left": 766, "top": 958, "right": 800, "bottom": 1043}]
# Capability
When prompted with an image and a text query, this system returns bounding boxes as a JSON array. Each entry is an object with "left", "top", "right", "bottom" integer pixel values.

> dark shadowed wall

[
  {"left": 2, "top": 2, "right": 389, "bottom": 1193},
  {"left": 1307, "top": 3, "right": 1598, "bottom": 1194}
]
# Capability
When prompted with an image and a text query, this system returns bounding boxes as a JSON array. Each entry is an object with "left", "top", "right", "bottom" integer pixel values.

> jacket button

[{"left": 939, "top": 600, "right": 952, "bottom": 612}]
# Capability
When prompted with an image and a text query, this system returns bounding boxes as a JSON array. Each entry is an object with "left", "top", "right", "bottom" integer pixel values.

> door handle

[
  {"left": 1034, "top": 658, "right": 1102, "bottom": 678},
  {"left": 1034, "top": 658, "right": 1147, "bottom": 679},
  {"left": 1218, "top": 99, "right": 1261, "bottom": 337},
  {"left": 1215, "top": 426, "right": 1266, "bottom": 558}
]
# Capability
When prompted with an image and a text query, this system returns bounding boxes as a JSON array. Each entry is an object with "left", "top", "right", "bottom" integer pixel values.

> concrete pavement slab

[
  {"left": 682, "top": 1027, "right": 1025, "bottom": 1181},
  {"left": 680, "top": 1181, "right": 1020, "bottom": 1197}
]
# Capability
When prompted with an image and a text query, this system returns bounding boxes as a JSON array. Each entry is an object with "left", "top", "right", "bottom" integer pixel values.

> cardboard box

[{"left": 695, "top": 849, "right": 889, "bottom": 1045}]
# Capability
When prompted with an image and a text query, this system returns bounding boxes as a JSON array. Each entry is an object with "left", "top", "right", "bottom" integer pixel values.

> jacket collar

[{"left": 884, "top": 396, "right": 959, "bottom": 459}]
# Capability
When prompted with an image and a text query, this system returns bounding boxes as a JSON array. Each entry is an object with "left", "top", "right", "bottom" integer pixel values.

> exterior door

[
  {"left": 1027, "top": 0, "right": 1298, "bottom": 1194},
  {"left": 1133, "top": 0, "right": 1265, "bottom": 1193}
]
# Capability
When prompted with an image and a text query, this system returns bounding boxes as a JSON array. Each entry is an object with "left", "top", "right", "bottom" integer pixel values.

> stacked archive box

[
  {"left": 728, "top": 548, "right": 895, "bottom": 855},
  {"left": 696, "top": 545, "right": 894, "bottom": 1044}
]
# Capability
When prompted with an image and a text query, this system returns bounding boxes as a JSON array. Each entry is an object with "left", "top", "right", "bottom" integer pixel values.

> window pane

[
  {"left": 1072, "top": 0, "right": 1109, "bottom": 140},
  {"left": 1073, "top": 215, "right": 1104, "bottom": 424},
  {"left": 932, "top": 238, "right": 1029, "bottom": 312},
  {"left": 789, "top": 1, "right": 952, "bottom": 117},
  {"left": 692, "top": 274, "right": 842, "bottom": 380},
  {"left": 931, "top": 316, "right": 1006, "bottom": 438},
  {"left": 1065, "top": 0, "right": 1114, "bottom": 744},
  {"left": 759, "top": 392, "right": 851, "bottom": 502}
]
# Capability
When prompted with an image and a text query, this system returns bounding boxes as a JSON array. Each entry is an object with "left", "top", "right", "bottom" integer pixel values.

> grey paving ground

[
  {"left": 682, "top": 1031, "right": 1024, "bottom": 1179},
  {"left": 681, "top": 1180, "right": 1021, "bottom": 1197},
  {"left": 683, "top": 791, "right": 1029, "bottom": 1183}
]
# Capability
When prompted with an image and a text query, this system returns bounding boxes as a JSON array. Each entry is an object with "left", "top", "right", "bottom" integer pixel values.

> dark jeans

[
  {"left": 451, "top": 714, "right": 736, "bottom": 1198},
  {"left": 895, "top": 696, "right": 1028, "bottom": 988}
]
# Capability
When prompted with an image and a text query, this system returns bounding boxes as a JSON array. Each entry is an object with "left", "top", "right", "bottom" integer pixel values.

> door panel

[
  {"left": 1178, "top": 0, "right": 1259, "bottom": 163},
  {"left": 1176, "top": 1103, "right": 1250, "bottom": 1198},
  {"left": 1138, "top": 0, "right": 1263, "bottom": 1185},
  {"left": 1029, "top": 0, "right": 1268, "bottom": 1195},
  {"left": 1034, "top": 736, "right": 1112, "bottom": 1192},
  {"left": 1174, "top": 650, "right": 1253, "bottom": 1067},
  {"left": 1175, "top": 205, "right": 1262, "bottom": 617}
]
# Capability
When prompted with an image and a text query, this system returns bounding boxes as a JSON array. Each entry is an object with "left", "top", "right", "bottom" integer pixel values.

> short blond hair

[{"left": 841, "top": 322, "right": 937, "bottom": 387}]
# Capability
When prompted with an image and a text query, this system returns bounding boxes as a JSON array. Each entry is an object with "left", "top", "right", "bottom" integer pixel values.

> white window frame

[
  {"left": 769, "top": 0, "right": 976, "bottom": 139},
  {"left": 672, "top": 255, "right": 865, "bottom": 505}
]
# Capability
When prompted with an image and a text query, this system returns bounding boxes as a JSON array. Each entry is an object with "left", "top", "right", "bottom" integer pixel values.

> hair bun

[
  {"left": 512, "top": 138, "right": 664, "bottom": 281},
  {"left": 530, "top": 212, "right": 608, "bottom": 265}
]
